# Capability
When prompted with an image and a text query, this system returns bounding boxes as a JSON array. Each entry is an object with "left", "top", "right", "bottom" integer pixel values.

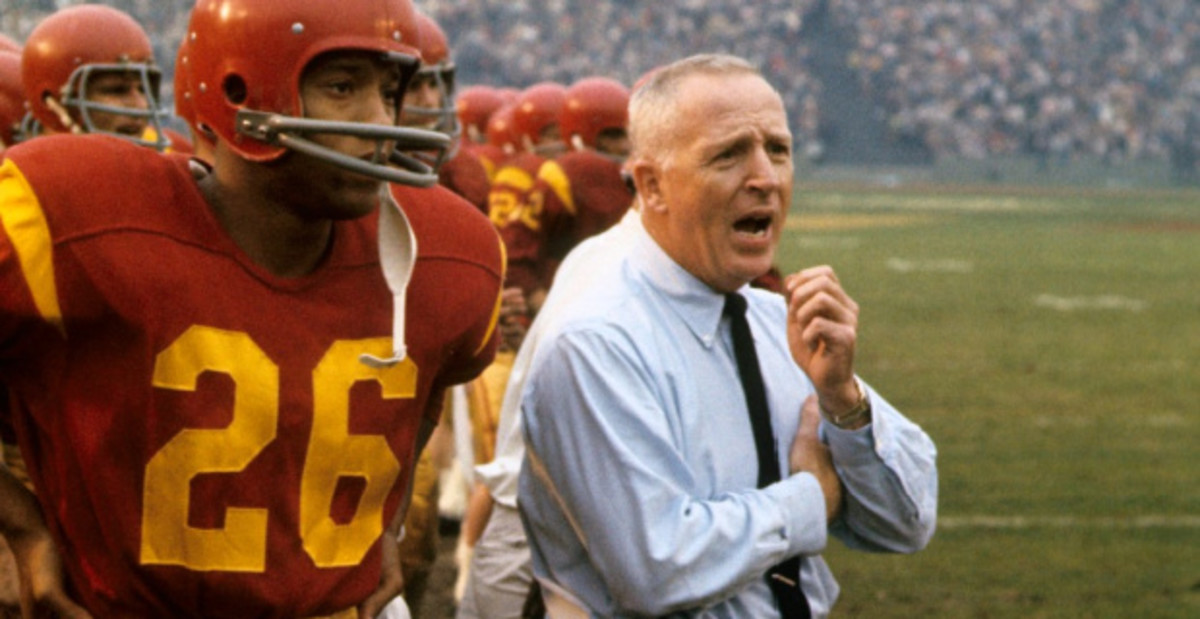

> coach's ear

[{"left": 628, "top": 157, "right": 666, "bottom": 214}]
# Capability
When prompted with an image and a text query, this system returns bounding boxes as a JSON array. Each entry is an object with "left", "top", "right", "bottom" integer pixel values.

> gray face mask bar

[
  {"left": 59, "top": 62, "right": 170, "bottom": 150},
  {"left": 235, "top": 109, "right": 451, "bottom": 187}
]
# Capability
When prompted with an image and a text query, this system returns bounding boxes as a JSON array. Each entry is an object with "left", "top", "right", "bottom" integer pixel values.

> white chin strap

[{"left": 359, "top": 186, "right": 418, "bottom": 369}]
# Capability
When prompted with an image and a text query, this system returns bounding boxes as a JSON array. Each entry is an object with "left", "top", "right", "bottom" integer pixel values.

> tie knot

[{"left": 724, "top": 293, "right": 748, "bottom": 318}]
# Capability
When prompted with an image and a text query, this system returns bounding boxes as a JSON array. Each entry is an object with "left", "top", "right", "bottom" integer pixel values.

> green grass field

[{"left": 774, "top": 183, "right": 1200, "bottom": 617}]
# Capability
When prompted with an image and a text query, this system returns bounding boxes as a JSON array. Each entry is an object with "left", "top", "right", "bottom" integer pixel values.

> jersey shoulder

[{"left": 2, "top": 135, "right": 202, "bottom": 240}]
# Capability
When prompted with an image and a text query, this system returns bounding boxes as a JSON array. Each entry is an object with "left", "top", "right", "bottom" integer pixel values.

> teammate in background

[
  {"left": 521, "top": 76, "right": 634, "bottom": 299},
  {"left": 18, "top": 4, "right": 169, "bottom": 150},
  {"left": 488, "top": 82, "right": 568, "bottom": 313},
  {"left": 400, "top": 13, "right": 491, "bottom": 215},
  {"left": 455, "top": 85, "right": 506, "bottom": 178},
  {"left": 0, "top": 1, "right": 503, "bottom": 617}
]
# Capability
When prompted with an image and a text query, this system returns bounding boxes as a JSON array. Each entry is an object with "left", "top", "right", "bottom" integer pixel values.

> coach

[{"left": 516, "top": 53, "right": 938, "bottom": 617}]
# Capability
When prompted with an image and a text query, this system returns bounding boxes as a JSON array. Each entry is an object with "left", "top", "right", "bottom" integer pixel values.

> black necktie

[{"left": 725, "top": 293, "right": 811, "bottom": 619}]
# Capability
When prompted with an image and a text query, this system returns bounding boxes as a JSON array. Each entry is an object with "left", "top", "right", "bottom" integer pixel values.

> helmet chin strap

[
  {"left": 359, "top": 185, "right": 418, "bottom": 368},
  {"left": 43, "top": 96, "right": 84, "bottom": 134}
]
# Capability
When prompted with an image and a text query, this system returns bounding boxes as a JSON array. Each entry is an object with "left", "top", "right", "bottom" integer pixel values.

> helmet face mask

[
  {"left": 402, "top": 64, "right": 460, "bottom": 137},
  {"left": 186, "top": 0, "right": 448, "bottom": 187},
  {"left": 58, "top": 62, "right": 169, "bottom": 150}
]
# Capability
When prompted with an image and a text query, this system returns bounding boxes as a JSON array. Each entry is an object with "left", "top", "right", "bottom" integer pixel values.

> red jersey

[
  {"left": 0, "top": 135, "right": 502, "bottom": 618},
  {"left": 532, "top": 151, "right": 632, "bottom": 289},
  {"left": 487, "top": 152, "right": 547, "bottom": 297}
]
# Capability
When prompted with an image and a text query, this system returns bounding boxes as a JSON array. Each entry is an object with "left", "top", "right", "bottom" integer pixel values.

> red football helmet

[
  {"left": 21, "top": 4, "right": 167, "bottom": 149},
  {"left": 405, "top": 13, "right": 459, "bottom": 141},
  {"left": 486, "top": 103, "right": 519, "bottom": 155},
  {"left": 456, "top": 85, "right": 504, "bottom": 144},
  {"left": 511, "top": 82, "right": 567, "bottom": 156},
  {"left": 0, "top": 51, "right": 25, "bottom": 147},
  {"left": 185, "top": 0, "right": 448, "bottom": 186},
  {"left": 560, "top": 77, "right": 629, "bottom": 153}
]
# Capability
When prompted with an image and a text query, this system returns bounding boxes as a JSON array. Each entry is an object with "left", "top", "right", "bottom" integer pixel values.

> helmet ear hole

[{"left": 223, "top": 74, "right": 247, "bottom": 105}]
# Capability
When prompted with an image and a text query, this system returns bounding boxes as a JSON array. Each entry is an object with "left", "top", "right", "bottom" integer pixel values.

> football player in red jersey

[
  {"left": 523, "top": 76, "right": 634, "bottom": 298},
  {"left": 18, "top": 4, "right": 169, "bottom": 150},
  {"left": 0, "top": 0, "right": 503, "bottom": 617},
  {"left": 400, "top": 13, "right": 490, "bottom": 215},
  {"left": 487, "top": 82, "right": 567, "bottom": 311}
]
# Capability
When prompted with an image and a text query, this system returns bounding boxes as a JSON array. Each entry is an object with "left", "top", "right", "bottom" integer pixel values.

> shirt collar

[{"left": 630, "top": 222, "right": 744, "bottom": 349}]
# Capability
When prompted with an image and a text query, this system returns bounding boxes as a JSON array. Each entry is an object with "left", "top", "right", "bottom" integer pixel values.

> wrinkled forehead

[{"left": 673, "top": 73, "right": 789, "bottom": 139}]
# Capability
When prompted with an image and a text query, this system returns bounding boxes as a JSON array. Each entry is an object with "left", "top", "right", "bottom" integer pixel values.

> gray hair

[{"left": 628, "top": 54, "right": 768, "bottom": 165}]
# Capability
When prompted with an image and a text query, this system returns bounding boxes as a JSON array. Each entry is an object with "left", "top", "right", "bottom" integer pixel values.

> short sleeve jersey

[{"left": 0, "top": 135, "right": 503, "bottom": 618}]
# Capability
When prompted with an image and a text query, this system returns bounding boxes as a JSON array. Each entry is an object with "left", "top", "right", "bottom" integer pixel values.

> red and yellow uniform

[
  {"left": 487, "top": 152, "right": 548, "bottom": 298},
  {"left": 0, "top": 135, "right": 503, "bottom": 617},
  {"left": 531, "top": 150, "right": 632, "bottom": 290}
]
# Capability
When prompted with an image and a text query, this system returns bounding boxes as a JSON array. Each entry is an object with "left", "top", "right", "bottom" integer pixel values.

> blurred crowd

[
  {"left": 832, "top": 0, "right": 1200, "bottom": 164},
  {"left": 3, "top": 0, "right": 1199, "bottom": 169}
]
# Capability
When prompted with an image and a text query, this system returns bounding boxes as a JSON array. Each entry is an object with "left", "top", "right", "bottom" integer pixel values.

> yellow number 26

[{"left": 140, "top": 326, "right": 416, "bottom": 572}]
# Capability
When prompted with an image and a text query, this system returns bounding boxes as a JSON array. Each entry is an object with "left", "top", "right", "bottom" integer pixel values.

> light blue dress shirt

[{"left": 518, "top": 220, "right": 938, "bottom": 618}]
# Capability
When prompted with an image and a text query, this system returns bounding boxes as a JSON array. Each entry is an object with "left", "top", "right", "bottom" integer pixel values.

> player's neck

[{"left": 197, "top": 160, "right": 334, "bottom": 279}]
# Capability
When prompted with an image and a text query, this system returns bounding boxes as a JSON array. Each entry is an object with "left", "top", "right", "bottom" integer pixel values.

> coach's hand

[
  {"left": 789, "top": 395, "right": 843, "bottom": 523},
  {"left": 784, "top": 266, "right": 861, "bottom": 417}
]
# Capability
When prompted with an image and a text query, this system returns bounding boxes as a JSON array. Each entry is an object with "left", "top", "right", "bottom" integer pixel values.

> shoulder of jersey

[
  {"left": 389, "top": 182, "right": 501, "bottom": 268},
  {"left": 3, "top": 134, "right": 201, "bottom": 237}
]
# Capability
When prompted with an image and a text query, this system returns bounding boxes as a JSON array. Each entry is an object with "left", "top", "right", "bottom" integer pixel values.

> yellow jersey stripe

[
  {"left": 0, "top": 160, "right": 65, "bottom": 337},
  {"left": 536, "top": 160, "right": 575, "bottom": 215}
]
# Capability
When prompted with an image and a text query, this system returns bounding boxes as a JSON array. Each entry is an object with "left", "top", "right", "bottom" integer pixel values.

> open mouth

[{"left": 733, "top": 214, "right": 773, "bottom": 237}]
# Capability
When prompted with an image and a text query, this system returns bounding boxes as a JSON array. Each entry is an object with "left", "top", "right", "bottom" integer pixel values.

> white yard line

[
  {"left": 938, "top": 515, "right": 1200, "bottom": 529},
  {"left": 1034, "top": 294, "right": 1148, "bottom": 312}
]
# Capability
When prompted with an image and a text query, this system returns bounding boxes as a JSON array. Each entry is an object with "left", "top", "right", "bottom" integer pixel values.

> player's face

[
  {"left": 398, "top": 72, "right": 441, "bottom": 129},
  {"left": 648, "top": 72, "right": 792, "bottom": 293},
  {"left": 82, "top": 70, "right": 151, "bottom": 136},
  {"left": 595, "top": 128, "right": 631, "bottom": 159},
  {"left": 535, "top": 123, "right": 567, "bottom": 158},
  {"left": 292, "top": 51, "right": 403, "bottom": 219}
]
